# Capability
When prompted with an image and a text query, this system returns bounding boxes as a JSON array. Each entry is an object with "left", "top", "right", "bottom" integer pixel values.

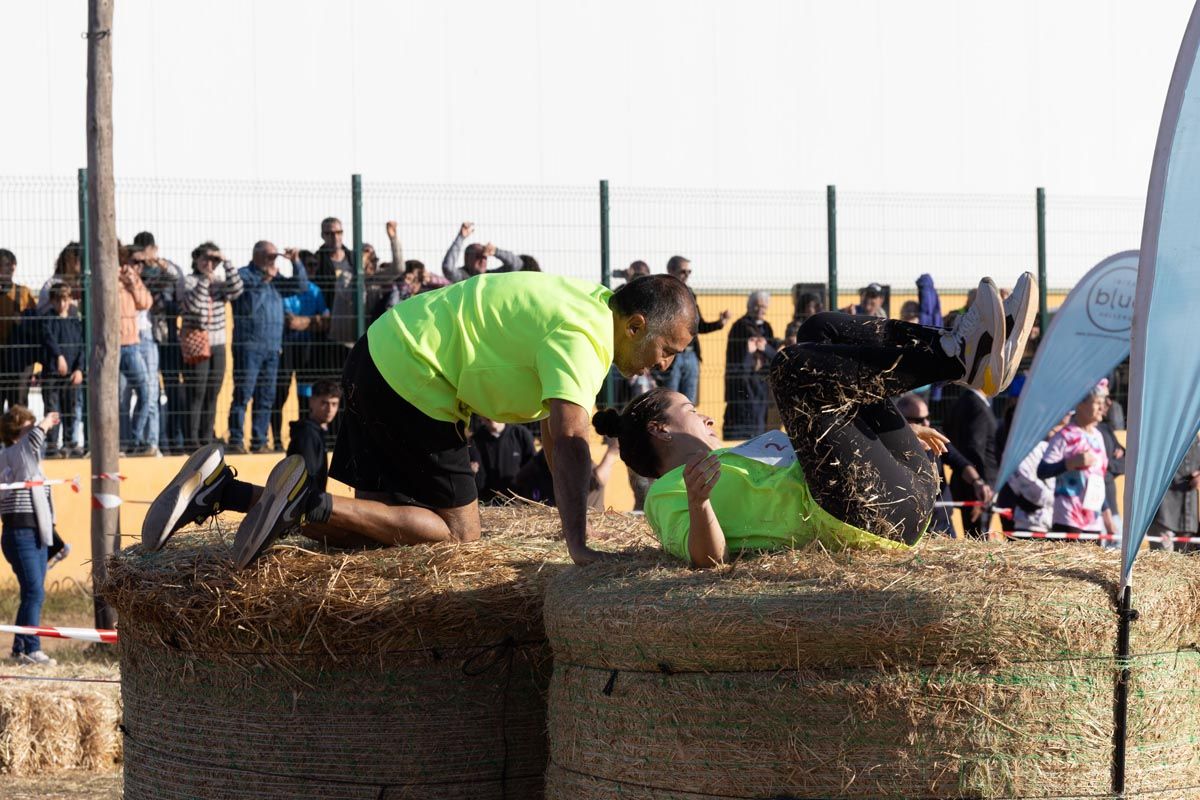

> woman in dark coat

[{"left": 722, "top": 291, "right": 778, "bottom": 440}]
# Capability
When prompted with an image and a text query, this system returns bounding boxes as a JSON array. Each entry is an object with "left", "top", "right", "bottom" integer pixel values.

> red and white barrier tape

[
  {"left": 0, "top": 476, "right": 80, "bottom": 493},
  {"left": 92, "top": 473, "right": 126, "bottom": 481},
  {"left": 0, "top": 624, "right": 117, "bottom": 644},
  {"left": 91, "top": 493, "right": 123, "bottom": 509},
  {"left": 1005, "top": 530, "right": 1199, "bottom": 545}
]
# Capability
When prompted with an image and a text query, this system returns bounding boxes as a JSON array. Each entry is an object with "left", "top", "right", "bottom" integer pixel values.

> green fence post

[
  {"left": 826, "top": 184, "right": 838, "bottom": 311},
  {"left": 353, "top": 173, "right": 364, "bottom": 338},
  {"left": 599, "top": 179, "right": 614, "bottom": 407},
  {"left": 1036, "top": 187, "right": 1048, "bottom": 336},
  {"left": 77, "top": 167, "right": 92, "bottom": 447}
]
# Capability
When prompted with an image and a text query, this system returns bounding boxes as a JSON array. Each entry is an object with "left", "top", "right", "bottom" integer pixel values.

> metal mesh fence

[{"left": 0, "top": 174, "right": 1146, "bottom": 466}]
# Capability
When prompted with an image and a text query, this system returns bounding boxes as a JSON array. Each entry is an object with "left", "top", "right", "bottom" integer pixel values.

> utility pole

[{"left": 87, "top": 0, "right": 119, "bottom": 629}]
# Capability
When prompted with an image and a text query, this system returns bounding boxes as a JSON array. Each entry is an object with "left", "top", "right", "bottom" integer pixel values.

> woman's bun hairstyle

[{"left": 592, "top": 407, "right": 622, "bottom": 438}]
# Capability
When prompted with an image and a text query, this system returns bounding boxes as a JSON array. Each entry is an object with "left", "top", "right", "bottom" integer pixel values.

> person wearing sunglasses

[
  {"left": 661, "top": 255, "right": 730, "bottom": 405},
  {"left": 178, "top": 242, "right": 244, "bottom": 451}
]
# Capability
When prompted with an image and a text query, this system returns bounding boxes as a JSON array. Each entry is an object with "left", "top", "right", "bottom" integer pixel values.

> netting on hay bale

[
  {"left": 542, "top": 541, "right": 1200, "bottom": 800},
  {"left": 0, "top": 662, "right": 122, "bottom": 775},
  {"left": 101, "top": 504, "right": 650, "bottom": 800}
]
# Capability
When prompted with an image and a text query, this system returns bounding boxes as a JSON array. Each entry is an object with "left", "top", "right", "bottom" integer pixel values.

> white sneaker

[
  {"left": 942, "top": 277, "right": 1006, "bottom": 396},
  {"left": 14, "top": 651, "right": 57, "bottom": 667},
  {"left": 1000, "top": 272, "right": 1038, "bottom": 392}
]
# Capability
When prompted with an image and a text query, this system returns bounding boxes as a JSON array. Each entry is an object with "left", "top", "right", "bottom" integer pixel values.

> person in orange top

[
  {"left": 0, "top": 249, "right": 38, "bottom": 412},
  {"left": 118, "top": 244, "right": 154, "bottom": 454}
]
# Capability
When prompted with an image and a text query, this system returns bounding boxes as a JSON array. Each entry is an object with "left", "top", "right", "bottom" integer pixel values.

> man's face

[
  {"left": 143, "top": 244, "right": 159, "bottom": 261},
  {"left": 615, "top": 316, "right": 695, "bottom": 377},
  {"left": 309, "top": 393, "right": 340, "bottom": 426},
  {"left": 629, "top": 263, "right": 650, "bottom": 279},
  {"left": 862, "top": 294, "right": 883, "bottom": 315},
  {"left": 321, "top": 221, "right": 344, "bottom": 250},
  {"left": 257, "top": 243, "right": 280, "bottom": 279},
  {"left": 668, "top": 261, "right": 692, "bottom": 284},
  {"left": 0, "top": 260, "right": 15, "bottom": 283},
  {"left": 749, "top": 298, "right": 768, "bottom": 320},
  {"left": 902, "top": 400, "right": 930, "bottom": 425}
]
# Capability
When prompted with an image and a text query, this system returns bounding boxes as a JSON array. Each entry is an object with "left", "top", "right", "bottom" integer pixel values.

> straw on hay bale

[
  {"left": 0, "top": 662, "right": 121, "bottom": 776},
  {"left": 102, "top": 504, "right": 647, "bottom": 800},
  {"left": 543, "top": 540, "right": 1200, "bottom": 799}
]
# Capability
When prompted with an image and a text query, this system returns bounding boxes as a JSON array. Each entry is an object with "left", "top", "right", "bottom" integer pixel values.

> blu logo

[{"left": 1085, "top": 265, "right": 1136, "bottom": 333}]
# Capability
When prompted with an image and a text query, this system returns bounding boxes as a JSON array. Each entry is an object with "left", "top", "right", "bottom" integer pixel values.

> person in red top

[{"left": 117, "top": 244, "right": 154, "bottom": 454}]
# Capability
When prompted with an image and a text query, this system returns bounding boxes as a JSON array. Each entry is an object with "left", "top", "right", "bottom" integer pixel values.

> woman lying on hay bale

[{"left": 594, "top": 274, "right": 1037, "bottom": 567}]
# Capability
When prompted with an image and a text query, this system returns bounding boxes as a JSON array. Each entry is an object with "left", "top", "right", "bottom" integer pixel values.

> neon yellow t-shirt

[
  {"left": 366, "top": 272, "right": 614, "bottom": 424},
  {"left": 644, "top": 431, "right": 912, "bottom": 563}
]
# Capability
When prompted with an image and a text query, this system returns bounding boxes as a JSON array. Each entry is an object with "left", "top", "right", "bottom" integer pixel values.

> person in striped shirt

[{"left": 0, "top": 406, "right": 60, "bottom": 665}]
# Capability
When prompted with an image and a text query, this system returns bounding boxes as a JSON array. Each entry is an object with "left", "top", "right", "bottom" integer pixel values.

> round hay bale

[
  {"left": 103, "top": 505, "right": 644, "bottom": 800},
  {"left": 543, "top": 540, "right": 1200, "bottom": 799},
  {"left": 0, "top": 662, "right": 122, "bottom": 776}
]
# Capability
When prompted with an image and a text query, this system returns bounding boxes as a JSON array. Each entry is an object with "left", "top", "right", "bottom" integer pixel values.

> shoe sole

[
  {"left": 959, "top": 278, "right": 1006, "bottom": 396},
  {"left": 1000, "top": 272, "right": 1038, "bottom": 392},
  {"left": 140, "top": 443, "right": 225, "bottom": 551},
  {"left": 233, "top": 456, "right": 308, "bottom": 569}
]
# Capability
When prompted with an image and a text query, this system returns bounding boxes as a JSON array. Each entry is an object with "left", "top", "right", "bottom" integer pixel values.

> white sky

[
  {"left": 0, "top": 1, "right": 1194, "bottom": 292},
  {"left": 1, "top": 0, "right": 1193, "bottom": 194}
]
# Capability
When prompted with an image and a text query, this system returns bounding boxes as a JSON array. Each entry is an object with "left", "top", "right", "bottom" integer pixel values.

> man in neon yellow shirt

[{"left": 141, "top": 272, "right": 698, "bottom": 567}]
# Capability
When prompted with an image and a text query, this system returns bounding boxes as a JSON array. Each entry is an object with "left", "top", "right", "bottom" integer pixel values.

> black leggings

[{"left": 768, "top": 312, "right": 964, "bottom": 545}]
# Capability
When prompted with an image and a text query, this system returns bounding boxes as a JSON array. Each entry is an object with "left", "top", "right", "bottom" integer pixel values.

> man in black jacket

[
  {"left": 946, "top": 387, "right": 998, "bottom": 538},
  {"left": 661, "top": 255, "right": 728, "bottom": 403},
  {"left": 286, "top": 379, "right": 341, "bottom": 494}
]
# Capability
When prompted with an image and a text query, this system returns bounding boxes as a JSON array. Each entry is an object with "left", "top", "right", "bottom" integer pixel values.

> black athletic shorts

[{"left": 329, "top": 337, "right": 478, "bottom": 509}]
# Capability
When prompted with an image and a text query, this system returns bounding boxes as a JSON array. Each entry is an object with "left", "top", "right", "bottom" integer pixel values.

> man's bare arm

[{"left": 546, "top": 399, "right": 607, "bottom": 565}]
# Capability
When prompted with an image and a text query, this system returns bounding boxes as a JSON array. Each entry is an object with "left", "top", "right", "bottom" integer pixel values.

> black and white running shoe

[
  {"left": 141, "top": 443, "right": 231, "bottom": 551},
  {"left": 232, "top": 455, "right": 309, "bottom": 569},
  {"left": 1000, "top": 271, "right": 1038, "bottom": 393},
  {"left": 942, "top": 277, "right": 1006, "bottom": 396}
]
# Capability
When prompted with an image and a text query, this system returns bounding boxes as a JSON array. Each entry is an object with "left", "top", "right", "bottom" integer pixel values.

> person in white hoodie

[
  {"left": 0, "top": 407, "right": 59, "bottom": 665},
  {"left": 1001, "top": 414, "right": 1071, "bottom": 534}
]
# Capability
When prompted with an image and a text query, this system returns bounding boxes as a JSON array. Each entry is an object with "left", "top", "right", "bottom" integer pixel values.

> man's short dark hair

[
  {"left": 666, "top": 255, "right": 690, "bottom": 273},
  {"left": 311, "top": 380, "right": 343, "bottom": 400},
  {"left": 404, "top": 259, "right": 426, "bottom": 274},
  {"left": 629, "top": 260, "right": 649, "bottom": 273},
  {"left": 321, "top": 217, "right": 342, "bottom": 230},
  {"left": 133, "top": 231, "right": 156, "bottom": 249},
  {"left": 464, "top": 243, "right": 485, "bottom": 263},
  {"left": 609, "top": 274, "right": 698, "bottom": 337},
  {"left": 0, "top": 249, "right": 14, "bottom": 269},
  {"left": 519, "top": 255, "right": 540, "bottom": 272}
]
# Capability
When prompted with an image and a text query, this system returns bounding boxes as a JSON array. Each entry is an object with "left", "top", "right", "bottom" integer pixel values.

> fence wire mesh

[{"left": 0, "top": 174, "right": 1146, "bottom": 471}]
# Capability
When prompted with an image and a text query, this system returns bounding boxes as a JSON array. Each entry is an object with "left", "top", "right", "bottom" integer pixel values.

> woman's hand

[
  {"left": 910, "top": 424, "right": 949, "bottom": 456},
  {"left": 683, "top": 451, "right": 721, "bottom": 505},
  {"left": 39, "top": 412, "right": 60, "bottom": 432},
  {"left": 1066, "top": 451, "right": 1098, "bottom": 471}
]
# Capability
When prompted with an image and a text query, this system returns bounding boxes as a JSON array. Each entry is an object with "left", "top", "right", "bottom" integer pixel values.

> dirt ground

[{"left": 5, "top": 770, "right": 122, "bottom": 799}]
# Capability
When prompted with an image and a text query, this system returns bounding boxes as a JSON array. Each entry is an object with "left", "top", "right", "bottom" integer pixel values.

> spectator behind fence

[
  {"left": 662, "top": 255, "right": 728, "bottom": 404},
  {"left": 134, "top": 231, "right": 186, "bottom": 455},
  {"left": 179, "top": 242, "right": 244, "bottom": 451},
  {"left": 312, "top": 217, "right": 358, "bottom": 370},
  {"left": 613, "top": 260, "right": 651, "bottom": 282},
  {"left": 37, "top": 242, "right": 84, "bottom": 312},
  {"left": 794, "top": 292, "right": 823, "bottom": 325},
  {"left": 471, "top": 416, "right": 537, "bottom": 504},
  {"left": 896, "top": 393, "right": 990, "bottom": 538},
  {"left": 723, "top": 291, "right": 778, "bottom": 440},
  {"left": 1097, "top": 394, "right": 1126, "bottom": 543},
  {"left": 272, "top": 250, "right": 329, "bottom": 452},
  {"left": 843, "top": 283, "right": 887, "bottom": 318},
  {"left": 227, "top": 242, "right": 308, "bottom": 454},
  {"left": 996, "top": 415, "right": 1069, "bottom": 534},
  {"left": 0, "top": 407, "right": 61, "bottom": 666},
  {"left": 117, "top": 244, "right": 154, "bottom": 455},
  {"left": 442, "top": 221, "right": 524, "bottom": 284},
  {"left": 121, "top": 242, "right": 165, "bottom": 456},
  {"left": 946, "top": 382, "right": 998, "bottom": 538},
  {"left": 1038, "top": 381, "right": 1118, "bottom": 541},
  {"left": 40, "top": 283, "right": 85, "bottom": 458},
  {"left": 0, "top": 250, "right": 38, "bottom": 413},
  {"left": 1146, "top": 433, "right": 1200, "bottom": 552}
]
